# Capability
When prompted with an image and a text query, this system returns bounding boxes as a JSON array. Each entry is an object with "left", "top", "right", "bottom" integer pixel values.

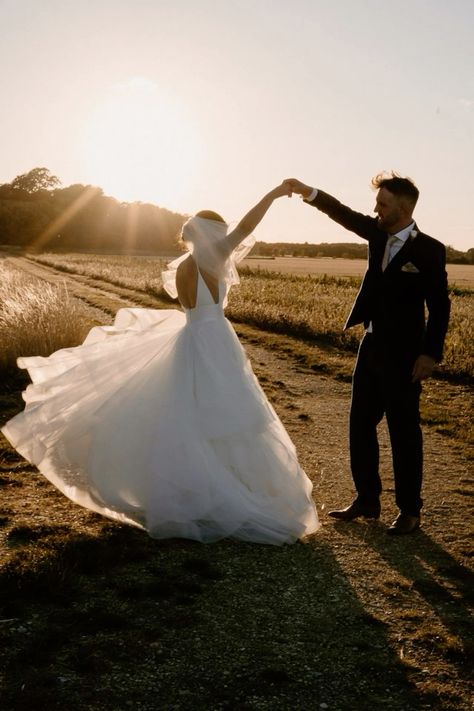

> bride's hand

[
  {"left": 283, "top": 178, "right": 312, "bottom": 199},
  {"left": 269, "top": 181, "right": 293, "bottom": 199}
]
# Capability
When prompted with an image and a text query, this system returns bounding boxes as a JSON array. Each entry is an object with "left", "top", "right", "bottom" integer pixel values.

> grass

[
  {"left": 242, "top": 257, "right": 474, "bottom": 288},
  {"left": 227, "top": 268, "right": 362, "bottom": 352},
  {"left": 25, "top": 252, "right": 168, "bottom": 295},
  {"left": 0, "top": 255, "right": 471, "bottom": 452},
  {"left": 0, "top": 252, "right": 472, "bottom": 709},
  {"left": 2, "top": 253, "right": 470, "bottom": 449},
  {"left": 441, "top": 291, "right": 474, "bottom": 380},
  {"left": 26, "top": 253, "right": 474, "bottom": 381},
  {"left": 0, "top": 263, "right": 92, "bottom": 371},
  {"left": 0, "top": 457, "right": 471, "bottom": 710}
]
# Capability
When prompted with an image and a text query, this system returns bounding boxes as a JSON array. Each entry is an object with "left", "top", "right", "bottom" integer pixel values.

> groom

[{"left": 285, "top": 174, "right": 450, "bottom": 534}]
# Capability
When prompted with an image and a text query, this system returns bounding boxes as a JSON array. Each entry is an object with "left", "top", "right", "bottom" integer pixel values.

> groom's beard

[{"left": 377, "top": 213, "right": 399, "bottom": 231}]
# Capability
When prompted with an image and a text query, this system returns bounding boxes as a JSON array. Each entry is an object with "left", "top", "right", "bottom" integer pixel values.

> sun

[{"left": 82, "top": 77, "right": 201, "bottom": 209}]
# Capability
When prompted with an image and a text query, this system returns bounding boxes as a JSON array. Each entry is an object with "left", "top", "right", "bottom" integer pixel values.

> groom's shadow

[
  {"left": 201, "top": 535, "right": 444, "bottom": 710},
  {"left": 333, "top": 520, "right": 473, "bottom": 672},
  {"left": 0, "top": 523, "right": 443, "bottom": 711}
]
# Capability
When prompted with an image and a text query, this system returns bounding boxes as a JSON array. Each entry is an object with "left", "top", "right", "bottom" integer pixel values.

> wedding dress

[{"left": 2, "top": 229, "right": 319, "bottom": 544}]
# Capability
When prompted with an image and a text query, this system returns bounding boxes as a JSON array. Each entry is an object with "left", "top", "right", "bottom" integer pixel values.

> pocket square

[{"left": 401, "top": 262, "right": 420, "bottom": 273}]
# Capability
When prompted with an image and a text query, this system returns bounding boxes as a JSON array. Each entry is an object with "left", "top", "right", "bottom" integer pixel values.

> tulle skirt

[{"left": 2, "top": 307, "right": 319, "bottom": 544}]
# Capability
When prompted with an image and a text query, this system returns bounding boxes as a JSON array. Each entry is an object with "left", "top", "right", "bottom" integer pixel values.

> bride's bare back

[{"left": 176, "top": 255, "right": 219, "bottom": 309}]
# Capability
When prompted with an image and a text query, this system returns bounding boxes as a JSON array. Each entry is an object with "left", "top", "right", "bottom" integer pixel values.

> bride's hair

[
  {"left": 176, "top": 210, "right": 226, "bottom": 250},
  {"left": 195, "top": 210, "right": 226, "bottom": 223},
  {"left": 163, "top": 210, "right": 254, "bottom": 301}
]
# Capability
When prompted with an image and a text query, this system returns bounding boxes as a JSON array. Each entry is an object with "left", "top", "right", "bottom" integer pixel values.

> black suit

[{"left": 307, "top": 190, "right": 451, "bottom": 515}]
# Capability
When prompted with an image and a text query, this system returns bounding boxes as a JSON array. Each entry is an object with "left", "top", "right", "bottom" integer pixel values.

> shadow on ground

[{"left": 0, "top": 522, "right": 442, "bottom": 711}]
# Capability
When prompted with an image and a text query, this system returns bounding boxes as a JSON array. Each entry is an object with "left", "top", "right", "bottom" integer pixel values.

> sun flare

[{"left": 82, "top": 78, "right": 201, "bottom": 210}]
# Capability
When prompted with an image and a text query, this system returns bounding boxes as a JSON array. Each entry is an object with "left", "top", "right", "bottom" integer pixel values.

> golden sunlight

[{"left": 82, "top": 77, "right": 201, "bottom": 209}]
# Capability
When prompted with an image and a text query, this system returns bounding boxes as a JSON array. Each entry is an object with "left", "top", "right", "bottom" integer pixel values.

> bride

[{"left": 2, "top": 183, "right": 319, "bottom": 544}]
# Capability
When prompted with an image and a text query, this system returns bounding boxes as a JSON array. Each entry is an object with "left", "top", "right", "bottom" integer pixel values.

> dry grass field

[
  {"left": 243, "top": 257, "right": 474, "bottom": 287},
  {"left": 20, "top": 252, "right": 474, "bottom": 380},
  {"left": 0, "top": 264, "right": 91, "bottom": 371},
  {"left": 0, "top": 253, "right": 472, "bottom": 711}
]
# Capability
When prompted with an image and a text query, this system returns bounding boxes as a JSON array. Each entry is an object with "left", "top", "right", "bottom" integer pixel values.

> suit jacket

[{"left": 308, "top": 190, "right": 451, "bottom": 362}]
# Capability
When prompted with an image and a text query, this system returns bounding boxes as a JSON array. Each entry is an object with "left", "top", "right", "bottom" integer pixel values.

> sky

[{"left": 1, "top": 0, "right": 473, "bottom": 250}]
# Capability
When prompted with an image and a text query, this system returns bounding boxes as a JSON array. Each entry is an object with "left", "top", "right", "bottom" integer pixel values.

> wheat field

[
  {"left": 19, "top": 252, "right": 473, "bottom": 381},
  {"left": 0, "top": 262, "right": 91, "bottom": 370},
  {"left": 0, "top": 253, "right": 471, "bottom": 380},
  {"left": 243, "top": 256, "right": 474, "bottom": 287}
]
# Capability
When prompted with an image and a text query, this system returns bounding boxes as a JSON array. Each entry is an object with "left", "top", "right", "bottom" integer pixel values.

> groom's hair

[
  {"left": 371, "top": 171, "right": 419, "bottom": 208},
  {"left": 196, "top": 210, "right": 226, "bottom": 223}
]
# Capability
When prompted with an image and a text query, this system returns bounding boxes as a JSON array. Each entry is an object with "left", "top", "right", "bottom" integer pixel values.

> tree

[{"left": 10, "top": 167, "right": 61, "bottom": 194}]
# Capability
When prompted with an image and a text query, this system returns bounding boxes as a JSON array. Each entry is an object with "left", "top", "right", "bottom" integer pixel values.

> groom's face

[{"left": 374, "top": 188, "right": 403, "bottom": 231}]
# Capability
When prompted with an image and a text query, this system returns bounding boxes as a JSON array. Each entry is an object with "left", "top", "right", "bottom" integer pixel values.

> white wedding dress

[{"left": 2, "top": 269, "right": 319, "bottom": 544}]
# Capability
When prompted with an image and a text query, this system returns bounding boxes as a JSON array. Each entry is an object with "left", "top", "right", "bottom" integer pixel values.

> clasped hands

[{"left": 272, "top": 179, "right": 313, "bottom": 200}]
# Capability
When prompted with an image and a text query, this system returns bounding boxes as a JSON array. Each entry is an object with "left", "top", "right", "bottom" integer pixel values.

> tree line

[
  {"left": 1, "top": 168, "right": 472, "bottom": 263},
  {"left": 0, "top": 168, "right": 186, "bottom": 254},
  {"left": 253, "top": 241, "right": 368, "bottom": 260}
]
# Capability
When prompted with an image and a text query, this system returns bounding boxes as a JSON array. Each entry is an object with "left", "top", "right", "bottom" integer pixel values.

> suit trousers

[{"left": 349, "top": 333, "right": 423, "bottom": 516}]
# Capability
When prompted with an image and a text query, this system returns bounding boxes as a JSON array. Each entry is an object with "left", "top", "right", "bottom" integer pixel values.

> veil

[{"left": 161, "top": 216, "right": 255, "bottom": 304}]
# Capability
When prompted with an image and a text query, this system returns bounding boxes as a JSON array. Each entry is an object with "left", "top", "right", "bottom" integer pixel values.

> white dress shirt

[{"left": 382, "top": 223, "right": 415, "bottom": 265}]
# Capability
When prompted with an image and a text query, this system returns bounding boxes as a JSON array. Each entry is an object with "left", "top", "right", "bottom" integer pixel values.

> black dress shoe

[
  {"left": 328, "top": 501, "right": 380, "bottom": 521},
  {"left": 387, "top": 513, "right": 420, "bottom": 535}
]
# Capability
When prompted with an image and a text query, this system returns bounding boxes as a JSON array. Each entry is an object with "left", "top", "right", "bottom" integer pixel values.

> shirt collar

[{"left": 391, "top": 221, "right": 415, "bottom": 243}]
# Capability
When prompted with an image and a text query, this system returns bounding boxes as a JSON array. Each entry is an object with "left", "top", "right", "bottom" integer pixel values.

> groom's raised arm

[{"left": 284, "top": 178, "right": 378, "bottom": 241}]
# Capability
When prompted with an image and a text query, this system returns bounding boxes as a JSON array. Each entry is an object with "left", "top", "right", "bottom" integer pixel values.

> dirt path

[{"left": 1, "top": 255, "right": 472, "bottom": 710}]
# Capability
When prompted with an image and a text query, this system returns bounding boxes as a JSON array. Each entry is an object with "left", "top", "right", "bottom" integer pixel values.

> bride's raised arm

[{"left": 224, "top": 182, "right": 292, "bottom": 253}]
